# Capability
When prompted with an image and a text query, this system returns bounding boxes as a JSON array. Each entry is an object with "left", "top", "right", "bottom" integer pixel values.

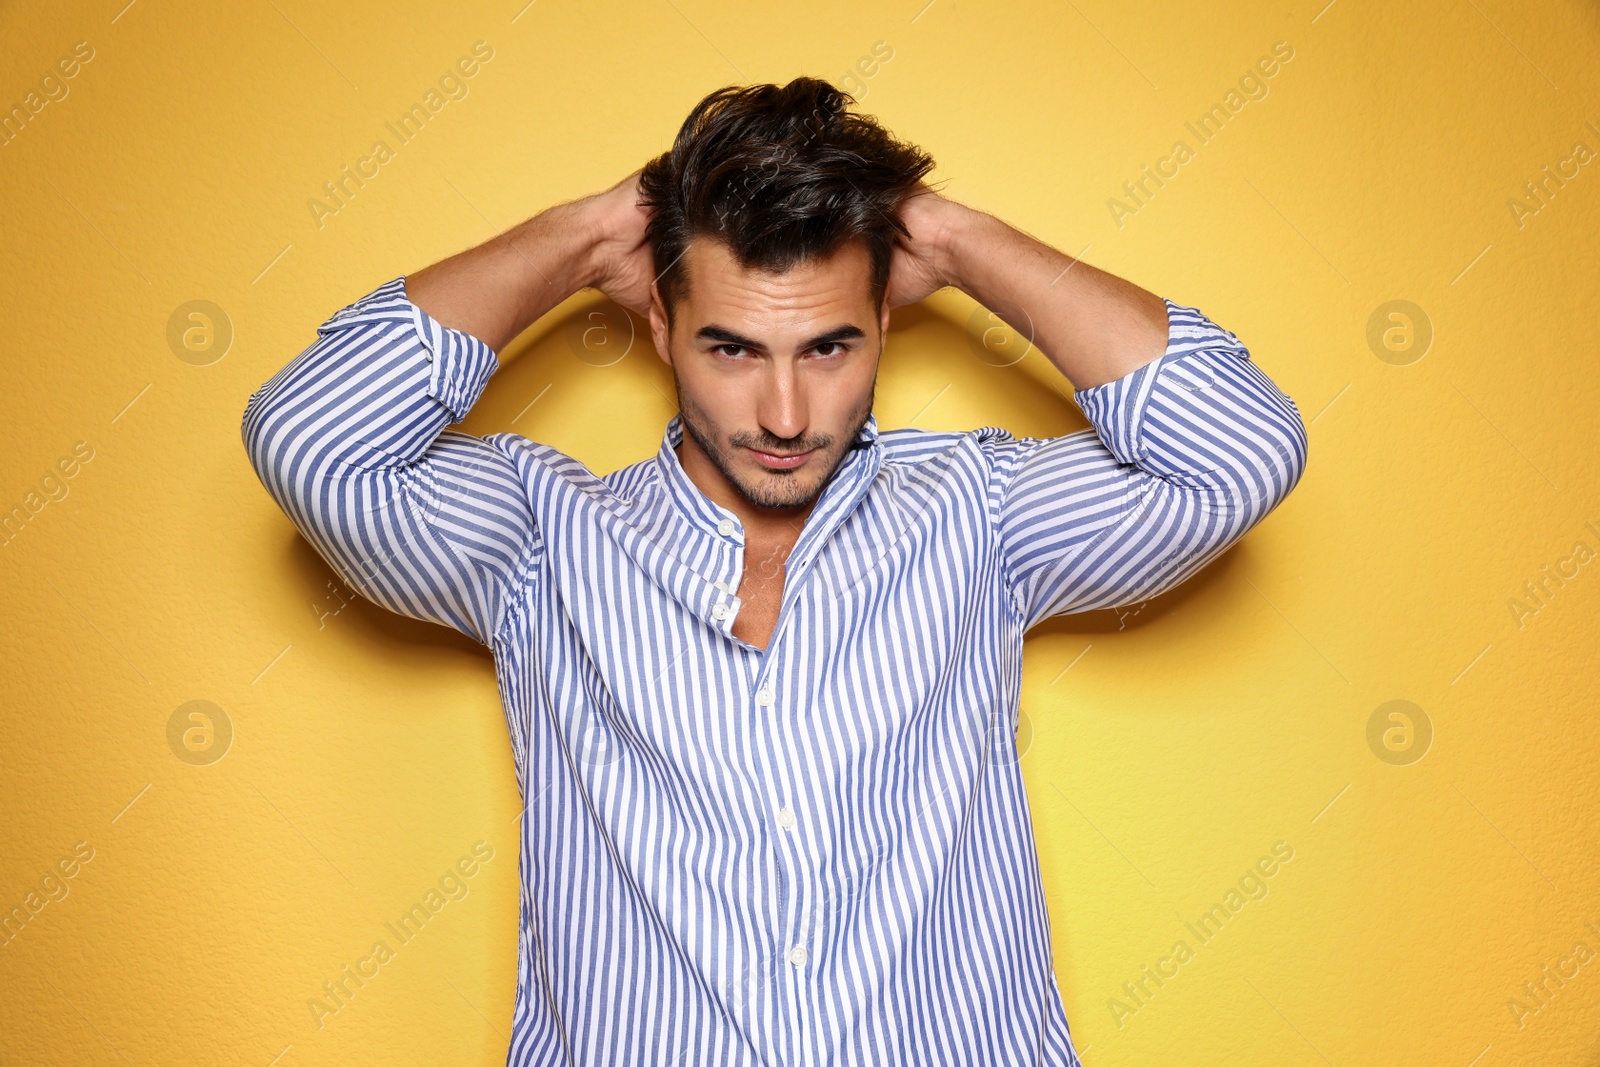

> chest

[{"left": 729, "top": 534, "right": 796, "bottom": 651}]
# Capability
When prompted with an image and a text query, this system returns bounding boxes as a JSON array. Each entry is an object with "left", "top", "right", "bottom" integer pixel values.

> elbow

[
  {"left": 241, "top": 386, "right": 275, "bottom": 482},
  {"left": 240, "top": 382, "right": 300, "bottom": 508},
  {"left": 241, "top": 388, "right": 268, "bottom": 483},
  {"left": 240, "top": 387, "right": 264, "bottom": 463},
  {"left": 1136, "top": 348, "right": 1310, "bottom": 518},
  {"left": 1214, "top": 387, "right": 1309, "bottom": 524},
  {"left": 1269, "top": 390, "right": 1310, "bottom": 507},
  {"left": 1158, "top": 385, "right": 1307, "bottom": 525},
  {"left": 1138, "top": 404, "right": 1306, "bottom": 602},
  {"left": 1250, "top": 353, "right": 1310, "bottom": 510}
]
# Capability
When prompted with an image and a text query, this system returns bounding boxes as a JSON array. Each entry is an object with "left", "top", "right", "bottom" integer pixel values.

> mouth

[{"left": 748, "top": 446, "right": 814, "bottom": 470}]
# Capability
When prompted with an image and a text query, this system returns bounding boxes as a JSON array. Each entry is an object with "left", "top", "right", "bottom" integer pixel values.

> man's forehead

[{"left": 677, "top": 236, "right": 874, "bottom": 322}]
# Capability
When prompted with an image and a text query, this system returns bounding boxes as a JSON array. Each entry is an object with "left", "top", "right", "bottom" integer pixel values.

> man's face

[{"left": 648, "top": 236, "right": 888, "bottom": 515}]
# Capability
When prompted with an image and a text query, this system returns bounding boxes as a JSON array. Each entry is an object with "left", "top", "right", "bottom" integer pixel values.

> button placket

[
  {"left": 754, "top": 670, "right": 811, "bottom": 996},
  {"left": 709, "top": 578, "right": 740, "bottom": 625},
  {"left": 706, "top": 519, "right": 743, "bottom": 630}
]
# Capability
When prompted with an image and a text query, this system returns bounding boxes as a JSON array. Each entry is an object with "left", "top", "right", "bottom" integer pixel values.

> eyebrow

[{"left": 694, "top": 323, "right": 867, "bottom": 352}]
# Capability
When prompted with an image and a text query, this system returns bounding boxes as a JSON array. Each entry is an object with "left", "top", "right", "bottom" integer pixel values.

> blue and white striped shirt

[{"left": 242, "top": 275, "right": 1307, "bottom": 1066}]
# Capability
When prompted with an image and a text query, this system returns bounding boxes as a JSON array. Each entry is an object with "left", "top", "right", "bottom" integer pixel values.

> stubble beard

[{"left": 673, "top": 373, "right": 874, "bottom": 512}]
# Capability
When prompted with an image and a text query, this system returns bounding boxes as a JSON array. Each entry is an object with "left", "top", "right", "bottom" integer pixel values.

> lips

[{"left": 749, "top": 447, "right": 813, "bottom": 469}]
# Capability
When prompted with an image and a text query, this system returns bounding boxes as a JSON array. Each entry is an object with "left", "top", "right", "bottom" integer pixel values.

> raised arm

[
  {"left": 888, "top": 188, "right": 1309, "bottom": 630},
  {"left": 886, "top": 186, "right": 1172, "bottom": 390},
  {"left": 240, "top": 173, "right": 653, "bottom": 645},
  {"left": 406, "top": 171, "right": 657, "bottom": 350}
]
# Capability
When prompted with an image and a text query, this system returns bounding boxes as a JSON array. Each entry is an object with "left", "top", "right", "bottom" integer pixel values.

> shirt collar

[{"left": 656, "top": 411, "right": 881, "bottom": 539}]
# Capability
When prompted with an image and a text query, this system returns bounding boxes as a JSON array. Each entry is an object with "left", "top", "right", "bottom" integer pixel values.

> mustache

[{"left": 737, "top": 437, "right": 828, "bottom": 453}]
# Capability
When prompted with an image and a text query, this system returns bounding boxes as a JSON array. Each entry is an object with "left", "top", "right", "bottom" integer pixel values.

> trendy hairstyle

[{"left": 637, "top": 77, "right": 936, "bottom": 327}]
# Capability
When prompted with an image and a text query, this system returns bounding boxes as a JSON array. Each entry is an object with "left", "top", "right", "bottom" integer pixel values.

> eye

[
  {"left": 813, "top": 342, "right": 846, "bottom": 358},
  {"left": 714, "top": 344, "right": 748, "bottom": 358}
]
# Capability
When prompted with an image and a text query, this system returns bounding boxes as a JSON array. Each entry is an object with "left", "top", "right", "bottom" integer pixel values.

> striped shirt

[{"left": 241, "top": 275, "right": 1308, "bottom": 1066}]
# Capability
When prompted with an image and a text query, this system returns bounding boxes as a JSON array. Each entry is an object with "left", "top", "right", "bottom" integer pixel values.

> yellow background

[{"left": 3, "top": 0, "right": 1597, "bottom": 1063}]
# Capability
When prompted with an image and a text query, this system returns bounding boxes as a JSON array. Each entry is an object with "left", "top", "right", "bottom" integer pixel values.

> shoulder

[
  {"left": 481, "top": 431, "right": 659, "bottom": 505},
  {"left": 877, "top": 423, "right": 1044, "bottom": 484},
  {"left": 877, "top": 424, "right": 1018, "bottom": 462},
  {"left": 873, "top": 425, "right": 1042, "bottom": 521}
]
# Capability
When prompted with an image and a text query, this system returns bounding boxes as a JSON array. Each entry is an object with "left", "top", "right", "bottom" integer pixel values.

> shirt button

[
  {"left": 717, "top": 518, "right": 735, "bottom": 536},
  {"left": 777, "top": 807, "right": 795, "bottom": 830},
  {"left": 712, "top": 603, "right": 730, "bottom": 621},
  {"left": 788, "top": 945, "right": 807, "bottom": 967},
  {"left": 755, "top": 687, "right": 773, "bottom": 706}
]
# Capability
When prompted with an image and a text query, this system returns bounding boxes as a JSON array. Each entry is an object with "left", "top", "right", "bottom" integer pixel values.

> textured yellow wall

[{"left": 2, "top": 1, "right": 1597, "bottom": 1064}]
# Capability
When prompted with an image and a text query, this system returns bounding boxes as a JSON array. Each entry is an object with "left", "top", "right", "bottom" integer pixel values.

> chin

[{"left": 740, "top": 463, "right": 825, "bottom": 508}]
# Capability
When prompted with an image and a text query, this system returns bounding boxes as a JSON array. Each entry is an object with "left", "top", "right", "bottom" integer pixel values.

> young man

[{"left": 242, "top": 77, "right": 1307, "bottom": 1066}]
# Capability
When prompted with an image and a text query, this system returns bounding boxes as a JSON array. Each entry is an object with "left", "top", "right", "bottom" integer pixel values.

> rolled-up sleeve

[
  {"left": 240, "top": 276, "right": 538, "bottom": 647},
  {"left": 986, "top": 299, "right": 1309, "bottom": 631}
]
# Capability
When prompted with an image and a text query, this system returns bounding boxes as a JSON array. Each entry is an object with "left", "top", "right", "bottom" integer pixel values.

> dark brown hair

[{"left": 637, "top": 77, "right": 936, "bottom": 326}]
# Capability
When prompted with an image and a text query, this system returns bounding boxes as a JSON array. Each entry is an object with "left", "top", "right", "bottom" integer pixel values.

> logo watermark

[
  {"left": 307, "top": 42, "right": 496, "bottom": 230},
  {"left": 1507, "top": 521, "right": 1599, "bottom": 631},
  {"left": 307, "top": 840, "right": 496, "bottom": 1028},
  {"left": 1366, "top": 699, "right": 1431, "bottom": 766},
  {"left": 1108, "top": 41, "right": 1295, "bottom": 229},
  {"left": 1366, "top": 300, "right": 1432, "bottom": 366},
  {"left": 1107, "top": 840, "right": 1296, "bottom": 1029},
  {"left": 1506, "top": 123, "right": 1598, "bottom": 231}
]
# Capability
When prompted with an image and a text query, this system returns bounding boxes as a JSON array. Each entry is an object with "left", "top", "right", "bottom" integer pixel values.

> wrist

[
  {"left": 932, "top": 199, "right": 987, "bottom": 295},
  {"left": 579, "top": 177, "right": 645, "bottom": 289},
  {"left": 557, "top": 194, "right": 615, "bottom": 292},
  {"left": 507, "top": 195, "right": 611, "bottom": 296}
]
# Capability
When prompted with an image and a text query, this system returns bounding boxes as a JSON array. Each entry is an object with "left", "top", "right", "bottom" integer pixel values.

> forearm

[
  {"left": 406, "top": 194, "right": 609, "bottom": 354},
  {"left": 937, "top": 202, "right": 1170, "bottom": 391}
]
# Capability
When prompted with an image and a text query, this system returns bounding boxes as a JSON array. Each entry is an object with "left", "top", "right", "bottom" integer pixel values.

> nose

[{"left": 755, "top": 362, "right": 810, "bottom": 445}]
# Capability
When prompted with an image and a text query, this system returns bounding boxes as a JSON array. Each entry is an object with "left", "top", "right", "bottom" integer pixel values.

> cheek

[
  {"left": 680, "top": 370, "right": 746, "bottom": 428},
  {"left": 826, "top": 357, "right": 877, "bottom": 406},
  {"left": 808, "top": 370, "right": 872, "bottom": 431}
]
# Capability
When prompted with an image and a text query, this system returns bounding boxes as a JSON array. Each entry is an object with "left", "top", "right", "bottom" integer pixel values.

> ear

[
  {"left": 879, "top": 298, "right": 892, "bottom": 350},
  {"left": 648, "top": 280, "right": 670, "bottom": 365}
]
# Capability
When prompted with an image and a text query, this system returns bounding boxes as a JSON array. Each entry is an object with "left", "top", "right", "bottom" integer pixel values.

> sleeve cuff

[
  {"left": 406, "top": 282, "right": 501, "bottom": 423},
  {"left": 1071, "top": 298, "right": 1250, "bottom": 467},
  {"left": 316, "top": 275, "right": 501, "bottom": 424}
]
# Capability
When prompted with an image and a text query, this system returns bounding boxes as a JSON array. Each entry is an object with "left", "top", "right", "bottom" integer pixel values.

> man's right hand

[{"left": 585, "top": 170, "right": 656, "bottom": 319}]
